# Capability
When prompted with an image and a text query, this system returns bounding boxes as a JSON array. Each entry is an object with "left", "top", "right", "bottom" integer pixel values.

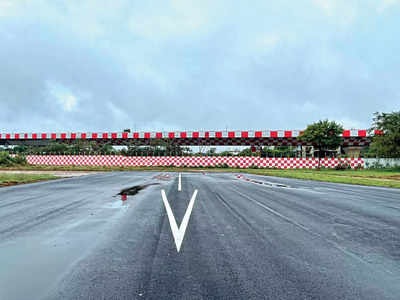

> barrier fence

[{"left": 24, "top": 155, "right": 364, "bottom": 169}]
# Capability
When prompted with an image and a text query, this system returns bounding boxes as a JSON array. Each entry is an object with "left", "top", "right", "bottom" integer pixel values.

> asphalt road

[{"left": 0, "top": 172, "right": 399, "bottom": 299}]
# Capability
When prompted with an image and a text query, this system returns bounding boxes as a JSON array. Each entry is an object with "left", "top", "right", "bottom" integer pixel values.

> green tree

[
  {"left": 370, "top": 111, "right": 400, "bottom": 158},
  {"left": 238, "top": 148, "right": 253, "bottom": 156},
  {"left": 206, "top": 147, "right": 217, "bottom": 156},
  {"left": 298, "top": 120, "right": 343, "bottom": 167}
]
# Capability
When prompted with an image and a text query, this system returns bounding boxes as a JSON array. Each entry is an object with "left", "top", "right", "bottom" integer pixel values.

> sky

[{"left": 0, "top": 0, "right": 399, "bottom": 133}]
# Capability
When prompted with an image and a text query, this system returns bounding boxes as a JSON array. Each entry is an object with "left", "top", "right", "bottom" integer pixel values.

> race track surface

[{"left": 0, "top": 172, "right": 399, "bottom": 299}]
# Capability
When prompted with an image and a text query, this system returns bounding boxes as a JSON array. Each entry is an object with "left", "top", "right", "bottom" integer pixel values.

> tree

[
  {"left": 206, "top": 147, "right": 217, "bottom": 156},
  {"left": 298, "top": 120, "right": 343, "bottom": 167},
  {"left": 370, "top": 111, "right": 400, "bottom": 158},
  {"left": 238, "top": 148, "right": 254, "bottom": 157}
]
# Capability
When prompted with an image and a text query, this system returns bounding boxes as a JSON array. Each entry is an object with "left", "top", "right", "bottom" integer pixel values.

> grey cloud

[{"left": 0, "top": 0, "right": 399, "bottom": 133}]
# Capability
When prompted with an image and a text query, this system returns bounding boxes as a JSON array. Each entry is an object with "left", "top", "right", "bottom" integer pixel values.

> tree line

[{"left": 2, "top": 111, "right": 399, "bottom": 158}]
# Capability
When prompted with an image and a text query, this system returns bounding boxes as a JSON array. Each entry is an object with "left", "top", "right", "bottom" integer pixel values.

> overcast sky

[{"left": 0, "top": 0, "right": 399, "bottom": 132}]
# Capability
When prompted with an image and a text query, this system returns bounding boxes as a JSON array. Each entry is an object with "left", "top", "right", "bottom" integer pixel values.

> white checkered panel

[{"left": 26, "top": 156, "right": 364, "bottom": 169}]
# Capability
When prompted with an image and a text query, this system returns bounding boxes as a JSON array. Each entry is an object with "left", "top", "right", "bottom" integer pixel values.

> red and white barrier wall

[
  {"left": 0, "top": 129, "right": 381, "bottom": 140},
  {"left": 25, "top": 155, "right": 364, "bottom": 169}
]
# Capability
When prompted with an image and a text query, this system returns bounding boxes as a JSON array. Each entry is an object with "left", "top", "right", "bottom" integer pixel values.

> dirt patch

[
  {"left": 0, "top": 179, "right": 58, "bottom": 187},
  {"left": 380, "top": 175, "right": 400, "bottom": 180},
  {"left": 0, "top": 181, "right": 20, "bottom": 187},
  {"left": 333, "top": 175, "right": 400, "bottom": 182}
]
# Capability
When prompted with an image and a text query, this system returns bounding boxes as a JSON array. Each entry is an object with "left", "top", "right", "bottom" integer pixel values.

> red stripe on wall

[
  {"left": 284, "top": 131, "right": 292, "bottom": 137},
  {"left": 358, "top": 130, "right": 366, "bottom": 137}
]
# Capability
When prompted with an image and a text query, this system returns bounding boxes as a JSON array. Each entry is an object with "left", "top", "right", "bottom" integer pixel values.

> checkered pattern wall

[{"left": 25, "top": 155, "right": 364, "bottom": 169}]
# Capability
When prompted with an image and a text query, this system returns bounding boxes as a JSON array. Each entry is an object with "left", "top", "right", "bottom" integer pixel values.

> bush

[
  {"left": 13, "top": 155, "right": 27, "bottom": 165},
  {"left": 335, "top": 162, "right": 351, "bottom": 170},
  {"left": 0, "top": 152, "right": 13, "bottom": 166},
  {"left": 354, "top": 164, "right": 363, "bottom": 170},
  {"left": 0, "top": 152, "right": 27, "bottom": 166},
  {"left": 365, "top": 160, "right": 385, "bottom": 169}
]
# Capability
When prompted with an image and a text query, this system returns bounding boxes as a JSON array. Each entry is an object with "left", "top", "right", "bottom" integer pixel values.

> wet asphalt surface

[{"left": 0, "top": 172, "right": 399, "bottom": 299}]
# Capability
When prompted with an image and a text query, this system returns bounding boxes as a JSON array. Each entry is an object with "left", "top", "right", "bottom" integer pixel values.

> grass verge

[
  {"left": 0, "top": 173, "right": 59, "bottom": 187},
  {"left": 1, "top": 165, "right": 399, "bottom": 188},
  {"left": 236, "top": 169, "right": 400, "bottom": 189}
]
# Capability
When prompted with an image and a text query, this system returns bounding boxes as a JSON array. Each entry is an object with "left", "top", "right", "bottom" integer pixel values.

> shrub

[
  {"left": 354, "top": 164, "right": 363, "bottom": 170},
  {"left": 0, "top": 152, "right": 27, "bottom": 166},
  {"left": 335, "top": 162, "right": 351, "bottom": 170},
  {"left": 0, "top": 152, "right": 14, "bottom": 166},
  {"left": 12, "top": 155, "right": 27, "bottom": 165}
]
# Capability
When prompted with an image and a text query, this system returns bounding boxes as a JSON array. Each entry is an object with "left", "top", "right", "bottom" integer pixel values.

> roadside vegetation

[
  {"left": 0, "top": 152, "right": 58, "bottom": 187},
  {"left": 0, "top": 173, "right": 58, "bottom": 187},
  {"left": 238, "top": 168, "right": 400, "bottom": 189},
  {"left": 0, "top": 151, "right": 27, "bottom": 166}
]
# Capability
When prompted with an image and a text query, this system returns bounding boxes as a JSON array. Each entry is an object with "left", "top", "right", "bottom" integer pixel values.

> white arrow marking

[
  {"left": 161, "top": 189, "right": 198, "bottom": 252},
  {"left": 178, "top": 173, "right": 182, "bottom": 192}
]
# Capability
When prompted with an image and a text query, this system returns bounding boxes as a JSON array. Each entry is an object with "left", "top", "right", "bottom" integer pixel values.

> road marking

[
  {"left": 161, "top": 189, "right": 198, "bottom": 252},
  {"left": 178, "top": 173, "right": 182, "bottom": 191}
]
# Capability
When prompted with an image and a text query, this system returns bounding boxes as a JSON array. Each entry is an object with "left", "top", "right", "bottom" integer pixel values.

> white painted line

[
  {"left": 161, "top": 189, "right": 198, "bottom": 252},
  {"left": 178, "top": 173, "right": 182, "bottom": 192}
]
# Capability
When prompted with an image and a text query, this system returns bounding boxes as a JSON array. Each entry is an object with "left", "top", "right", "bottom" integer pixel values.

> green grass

[
  {"left": 0, "top": 173, "right": 58, "bottom": 187},
  {"left": 235, "top": 168, "right": 400, "bottom": 189},
  {"left": 1, "top": 165, "right": 399, "bottom": 188}
]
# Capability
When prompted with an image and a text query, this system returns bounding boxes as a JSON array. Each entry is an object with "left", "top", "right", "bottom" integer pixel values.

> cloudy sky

[{"left": 0, "top": 0, "right": 399, "bottom": 133}]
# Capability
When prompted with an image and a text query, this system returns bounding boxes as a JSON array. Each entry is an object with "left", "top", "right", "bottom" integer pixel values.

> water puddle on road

[{"left": 117, "top": 183, "right": 159, "bottom": 196}]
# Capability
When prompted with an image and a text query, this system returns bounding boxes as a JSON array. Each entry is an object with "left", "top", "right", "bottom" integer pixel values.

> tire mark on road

[
  {"left": 230, "top": 185, "right": 396, "bottom": 275},
  {"left": 0, "top": 199, "right": 87, "bottom": 240}
]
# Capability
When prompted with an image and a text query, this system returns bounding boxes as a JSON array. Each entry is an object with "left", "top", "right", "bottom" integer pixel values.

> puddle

[{"left": 118, "top": 183, "right": 159, "bottom": 196}]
